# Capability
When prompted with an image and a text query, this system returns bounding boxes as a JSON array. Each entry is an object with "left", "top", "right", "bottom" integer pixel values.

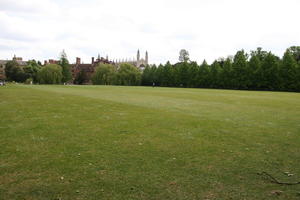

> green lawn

[{"left": 1, "top": 84, "right": 300, "bottom": 200}]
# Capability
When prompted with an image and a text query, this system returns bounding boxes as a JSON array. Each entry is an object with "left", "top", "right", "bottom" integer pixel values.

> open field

[{"left": 0, "top": 84, "right": 300, "bottom": 200}]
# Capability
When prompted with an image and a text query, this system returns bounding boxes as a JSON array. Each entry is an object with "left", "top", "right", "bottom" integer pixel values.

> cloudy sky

[{"left": 0, "top": 0, "right": 299, "bottom": 64}]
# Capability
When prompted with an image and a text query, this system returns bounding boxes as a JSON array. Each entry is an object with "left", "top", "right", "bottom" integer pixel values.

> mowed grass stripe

[{"left": 0, "top": 85, "right": 299, "bottom": 199}]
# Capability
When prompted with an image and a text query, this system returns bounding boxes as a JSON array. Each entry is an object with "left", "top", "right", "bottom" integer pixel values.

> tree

[
  {"left": 179, "top": 49, "right": 190, "bottom": 62},
  {"left": 161, "top": 61, "right": 173, "bottom": 86},
  {"left": 5, "top": 60, "right": 27, "bottom": 82},
  {"left": 248, "top": 54, "right": 261, "bottom": 89},
  {"left": 92, "top": 63, "right": 116, "bottom": 85},
  {"left": 279, "top": 50, "right": 298, "bottom": 91},
  {"left": 59, "top": 50, "right": 72, "bottom": 83},
  {"left": 232, "top": 50, "right": 249, "bottom": 89},
  {"left": 221, "top": 58, "right": 233, "bottom": 88},
  {"left": 287, "top": 46, "right": 300, "bottom": 63},
  {"left": 116, "top": 63, "right": 141, "bottom": 86},
  {"left": 155, "top": 64, "right": 164, "bottom": 86},
  {"left": 257, "top": 52, "right": 280, "bottom": 90},
  {"left": 198, "top": 60, "right": 210, "bottom": 88},
  {"left": 209, "top": 61, "right": 222, "bottom": 88},
  {"left": 187, "top": 61, "right": 199, "bottom": 88},
  {"left": 141, "top": 65, "right": 152, "bottom": 86},
  {"left": 37, "top": 64, "right": 63, "bottom": 84},
  {"left": 23, "top": 60, "right": 42, "bottom": 83}
]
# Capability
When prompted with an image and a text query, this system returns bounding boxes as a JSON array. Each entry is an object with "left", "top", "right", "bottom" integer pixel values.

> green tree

[
  {"left": 37, "top": 64, "right": 63, "bottom": 84},
  {"left": 209, "top": 61, "right": 222, "bottom": 88},
  {"left": 92, "top": 63, "right": 116, "bottom": 85},
  {"left": 23, "top": 60, "right": 42, "bottom": 83},
  {"left": 187, "top": 61, "right": 199, "bottom": 88},
  {"left": 221, "top": 58, "right": 233, "bottom": 88},
  {"left": 59, "top": 50, "right": 72, "bottom": 83},
  {"left": 161, "top": 61, "right": 173, "bottom": 86},
  {"left": 248, "top": 54, "right": 261, "bottom": 89},
  {"left": 5, "top": 60, "right": 27, "bottom": 82},
  {"left": 279, "top": 50, "right": 298, "bottom": 91},
  {"left": 141, "top": 65, "right": 152, "bottom": 86},
  {"left": 149, "top": 65, "right": 157, "bottom": 85},
  {"left": 116, "top": 63, "right": 141, "bottom": 86},
  {"left": 232, "top": 50, "right": 248, "bottom": 89},
  {"left": 257, "top": 52, "right": 280, "bottom": 90},
  {"left": 198, "top": 60, "right": 210, "bottom": 88},
  {"left": 287, "top": 46, "right": 300, "bottom": 63}
]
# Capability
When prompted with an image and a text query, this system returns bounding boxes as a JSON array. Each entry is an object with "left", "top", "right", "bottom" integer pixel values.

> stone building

[{"left": 115, "top": 50, "right": 148, "bottom": 69}]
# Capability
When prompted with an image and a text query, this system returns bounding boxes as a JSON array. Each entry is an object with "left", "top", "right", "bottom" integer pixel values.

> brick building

[{"left": 70, "top": 55, "right": 113, "bottom": 84}]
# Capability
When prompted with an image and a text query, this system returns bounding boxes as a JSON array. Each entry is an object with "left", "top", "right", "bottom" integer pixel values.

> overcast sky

[{"left": 0, "top": 0, "right": 299, "bottom": 64}]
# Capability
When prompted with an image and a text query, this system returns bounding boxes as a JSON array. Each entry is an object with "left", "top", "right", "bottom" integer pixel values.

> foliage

[
  {"left": 92, "top": 63, "right": 116, "bottom": 85},
  {"left": 59, "top": 50, "right": 72, "bottom": 83},
  {"left": 23, "top": 60, "right": 42, "bottom": 83},
  {"left": 37, "top": 64, "right": 63, "bottom": 84},
  {"left": 5, "top": 60, "right": 27, "bottom": 82},
  {"left": 115, "top": 63, "right": 141, "bottom": 86},
  {"left": 140, "top": 46, "right": 300, "bottom": 92},
  {"left": 24, "top": 78, "right": 33, "bottom": 84}
]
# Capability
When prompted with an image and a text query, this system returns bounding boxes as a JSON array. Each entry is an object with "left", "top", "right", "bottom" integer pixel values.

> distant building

[
  {"left": 0, "top": 55, "right": 28, "bottom": 80},
  {"left": 115, "top": 50, "right": 148, "bottom": 69},
  {"left": 70, "top": 54, "right": 113, "bottom": 84},
  {"left": 71, "top": 50, "right": 149, "bottom": 83},
  {"left": 44, "top": 59, "right": 60, "bottom": 65}
]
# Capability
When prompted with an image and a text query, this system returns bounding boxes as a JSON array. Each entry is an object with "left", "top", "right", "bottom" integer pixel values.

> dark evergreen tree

[
  {"left": 59, "top": 50, "right": 72, "bottom": 83},
  {"left": 258, "top": 52, "right": 280, "bottom": 90},
  {"left": 198, "top": 60, "right": 210, "bottom": 88},
  {"left": 232, "top": 50, "right": 248, "bottom": 89},
  {"left": 187, "top": 61, "right": 199, "bottom": 88},
  {"left": 279, "top": 50, "right": 298, "bottom": 91}
]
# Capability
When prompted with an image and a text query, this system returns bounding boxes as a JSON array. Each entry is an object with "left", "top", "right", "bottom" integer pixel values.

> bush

[{"left": 25, "top": 78, "right": 33, "bottom": 84}]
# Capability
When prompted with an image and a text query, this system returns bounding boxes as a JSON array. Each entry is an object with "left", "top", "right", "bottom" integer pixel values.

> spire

[
  {"left": 98, "top": 53, "right": 100, "bottom": 60},
  {"left": 106, "top": 55, "right": 108, "bottom": 60},
  {"left": 137, "top": 49, "right": 140, "bottom": 61},
  {"left": 145, "top": 51, "right": 148, "bottom": 64}
]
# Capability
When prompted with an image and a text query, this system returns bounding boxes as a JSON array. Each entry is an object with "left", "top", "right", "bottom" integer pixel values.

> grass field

[{"left": 0, "top": 84, "right": 300, "bottom": 200}]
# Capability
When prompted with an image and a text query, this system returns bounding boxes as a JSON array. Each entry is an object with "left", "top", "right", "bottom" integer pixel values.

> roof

[{"left": 0, "top": 60, "right": 27, "bottom": 66}]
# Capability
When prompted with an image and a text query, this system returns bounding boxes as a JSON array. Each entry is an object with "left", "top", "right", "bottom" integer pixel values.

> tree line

[
  {"left": 142, "top": 47, "right": 300, "bottom": 92},
  {"left": 4, "top": 50, "right": 72, "bottom": 84},
  {"left": 4, "top": 46, "right": 300, "bottom": 92}
]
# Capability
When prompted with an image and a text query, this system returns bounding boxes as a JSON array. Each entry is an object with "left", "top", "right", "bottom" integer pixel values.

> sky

[{"left": 0, "top": 0, "right": 299, "bottom": 64}]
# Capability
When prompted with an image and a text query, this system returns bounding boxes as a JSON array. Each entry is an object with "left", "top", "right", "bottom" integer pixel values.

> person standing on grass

[{"left": 152, "top": 82, "right": 155, "bottom": 87}]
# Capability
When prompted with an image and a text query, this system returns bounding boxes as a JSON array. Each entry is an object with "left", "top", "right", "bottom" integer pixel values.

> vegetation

[
  {"left": 3, "top": 46, "right": 300, "bottom": 92},
  {"left": 115, "top": 63, "right": 141, "bottom": 86},
  {"left": 142, "top": 47, "right": 300, "bottom": 92},
  {"left": 37, "top": 64, "right": 63, "bottom": 84},
  {"left": 59, "top": 50, "right": 72, "bottom": 83},
  {"left": 5, "top": 60, "right": 26, "bottom": 82},
  {"left": 4, "top": 59, "right": 41, "bottom": 83},
  {"left": 92, "top": 63, "right": 116, "bottom": 85},
  {"left": 92, "top": 63, "right": 141, "bottom": 86},
  {"left": 1, "top": 85, "right": 300, "bottom": 199},
  {"left": 23, "top": 60, "right": 42, "bottom": 83}
]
